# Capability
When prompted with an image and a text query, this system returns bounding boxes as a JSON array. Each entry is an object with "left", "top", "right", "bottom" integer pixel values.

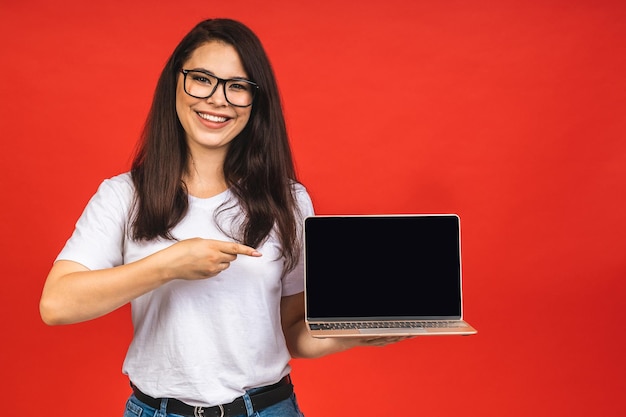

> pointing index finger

[{"left": 225, "top": 242, "right": 262, "bottom": 257}]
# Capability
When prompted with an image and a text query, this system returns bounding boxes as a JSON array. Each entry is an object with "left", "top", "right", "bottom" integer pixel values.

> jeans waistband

[{"left": 131, "top": 376, "right": 293, "bottom": 417}]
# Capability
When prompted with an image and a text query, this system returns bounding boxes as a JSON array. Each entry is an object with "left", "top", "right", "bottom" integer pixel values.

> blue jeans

[{"left": 123, "top": 388, "right": 305, "bottom": 417}]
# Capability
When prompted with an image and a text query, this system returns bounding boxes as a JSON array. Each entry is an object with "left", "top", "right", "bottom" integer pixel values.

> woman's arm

[
  {"left": 40, "top": 238, "right": 261, "bottom": 325},
  {"left": 280, "top": 292, "right": 410, "bottom": 358}
]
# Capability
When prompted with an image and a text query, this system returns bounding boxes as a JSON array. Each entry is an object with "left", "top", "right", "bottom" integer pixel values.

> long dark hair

[{"left": 130, "top": 18, "right": 301, "bottom": 273}]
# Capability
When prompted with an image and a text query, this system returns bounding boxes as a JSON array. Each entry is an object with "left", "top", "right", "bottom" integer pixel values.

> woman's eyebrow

[
  {"left": 187, "top": 67, "right": 214, "bottom": 75},
  {"left": 188, "top": 67, "right": 251, "bottom": 81}
]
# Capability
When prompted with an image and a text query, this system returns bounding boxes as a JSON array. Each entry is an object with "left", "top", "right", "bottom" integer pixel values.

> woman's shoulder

[
  {"left": 290, "top": 180, "right": 306, "bottom": 193},
  {"left": 290, "top": 180, "right": 310, "bottom": 201},
  {"left": 290, "top": 181, "right": 315, "bottom": 217},
  {"left": 93, "top": 172, "right": 135, "bottom": 204},
  {"left": 100, "top": 172, "right": 134, "bottom": 191}
]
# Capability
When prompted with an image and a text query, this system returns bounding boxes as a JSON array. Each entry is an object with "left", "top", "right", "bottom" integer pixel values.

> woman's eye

[
  {"left": 192, "top": 75, "right": 212, "bottom": 85},
  {"left": 229, "top": 82, "right": 249, "bottom": 91}
]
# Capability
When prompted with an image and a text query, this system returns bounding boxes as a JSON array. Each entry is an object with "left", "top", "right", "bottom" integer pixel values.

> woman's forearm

[{"left": 39, "top": 257, "right": 171, "bottom": 325}]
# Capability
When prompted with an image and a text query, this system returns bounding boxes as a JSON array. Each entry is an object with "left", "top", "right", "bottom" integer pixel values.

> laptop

[{"left": 304, "top": 214, "right": 477, "bottom": 337}]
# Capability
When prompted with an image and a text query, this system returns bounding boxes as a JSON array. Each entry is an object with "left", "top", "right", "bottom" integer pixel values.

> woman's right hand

[{"left": 158, "top": 238, "right": 262, "bottom": 280}]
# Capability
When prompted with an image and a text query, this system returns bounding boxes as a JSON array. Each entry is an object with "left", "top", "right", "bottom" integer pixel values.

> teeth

[{"left": 198, "top": 112, "right": 227, "bottom": 123}]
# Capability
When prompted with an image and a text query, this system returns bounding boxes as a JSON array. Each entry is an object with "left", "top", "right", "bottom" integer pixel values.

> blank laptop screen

[{"left": 304, "top": 215, "right": 462, "bottom": 320}]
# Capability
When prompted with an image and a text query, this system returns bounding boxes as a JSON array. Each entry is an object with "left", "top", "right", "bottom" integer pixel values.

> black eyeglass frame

[{"left": 180, "top": 69, "right": 259, "bottom": 108}]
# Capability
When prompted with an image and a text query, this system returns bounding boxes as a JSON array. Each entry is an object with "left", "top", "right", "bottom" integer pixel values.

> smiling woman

[{"left": 38, "top": 17, "right": 406, "bottom": 417}]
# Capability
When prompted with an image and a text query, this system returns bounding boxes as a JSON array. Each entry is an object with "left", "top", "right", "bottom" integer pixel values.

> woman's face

[{"left": 176, "top": 41, "right": 252, "bottom": 154}]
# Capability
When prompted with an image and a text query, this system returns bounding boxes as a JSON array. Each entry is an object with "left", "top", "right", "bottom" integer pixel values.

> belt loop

[
  {"left": 158, "top": 398, "right": 168, "bottom": 417},
  {"left": 241, "top": 391, "right": 255, "bottom": 417}
]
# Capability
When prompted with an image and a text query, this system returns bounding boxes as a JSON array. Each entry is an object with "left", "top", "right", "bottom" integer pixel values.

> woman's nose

[{"left": 207, "top": 81, "right": 228, "bottom": 106}]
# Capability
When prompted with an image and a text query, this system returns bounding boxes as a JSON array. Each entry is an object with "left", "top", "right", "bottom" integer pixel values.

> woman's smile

[{"left": 196, "top": 111, "right": 229, "bottom": 124}]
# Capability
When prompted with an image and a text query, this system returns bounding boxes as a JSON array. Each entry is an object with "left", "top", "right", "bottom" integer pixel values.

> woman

[{"left": 40, "top": 18, "right": 403, "bottom": 417}]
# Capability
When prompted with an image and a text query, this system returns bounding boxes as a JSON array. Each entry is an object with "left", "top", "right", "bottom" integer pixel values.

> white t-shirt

[{"left": 56, "top": 173, "right": 314, "bottom": 406}]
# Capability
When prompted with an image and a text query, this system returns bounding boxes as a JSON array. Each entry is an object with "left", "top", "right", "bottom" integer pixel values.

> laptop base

[{"left": 307, "top": 320, "right": 477, "bottom": 337}]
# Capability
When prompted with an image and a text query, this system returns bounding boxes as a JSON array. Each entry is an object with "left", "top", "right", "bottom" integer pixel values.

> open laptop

[{"left": 304, "top": 214, "right": 477, "bottom": 337}]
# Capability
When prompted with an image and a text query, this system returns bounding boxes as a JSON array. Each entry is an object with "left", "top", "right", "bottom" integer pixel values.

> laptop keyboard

[{"left": 310, "top": 321, "right": 468, "bottom": 330}]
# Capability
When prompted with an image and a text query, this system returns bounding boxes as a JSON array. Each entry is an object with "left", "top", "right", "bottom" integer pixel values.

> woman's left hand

[{"left": 353, "top": 336, "right": 414, "bottom": 347}]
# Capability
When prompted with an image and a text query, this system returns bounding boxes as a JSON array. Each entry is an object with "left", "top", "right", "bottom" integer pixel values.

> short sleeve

[
  {"left": 281, "top": 183, "right": 315, "bottom": 296},
  {"left": 55, "top": 173, "right": 134, "bottom": 270}
]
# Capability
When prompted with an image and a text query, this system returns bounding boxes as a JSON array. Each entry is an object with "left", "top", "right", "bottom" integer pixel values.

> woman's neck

[{"left": 184, "top": 152, "right": 228, "bottom": 198}]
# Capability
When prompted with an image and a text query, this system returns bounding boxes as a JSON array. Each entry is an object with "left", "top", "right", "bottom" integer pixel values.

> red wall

[{"left": 2, "top": 0, "right": 625, "bottom": 415}]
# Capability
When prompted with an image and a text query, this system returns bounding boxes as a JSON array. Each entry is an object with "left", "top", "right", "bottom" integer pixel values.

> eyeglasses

[{"left": 180, "top": 69, "right": 259, "bottom": 107}]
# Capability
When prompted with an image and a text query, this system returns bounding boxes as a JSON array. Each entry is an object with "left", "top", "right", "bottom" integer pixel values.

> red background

[{"left": 2, "top": 0, "right": 625, "bottom": 416}]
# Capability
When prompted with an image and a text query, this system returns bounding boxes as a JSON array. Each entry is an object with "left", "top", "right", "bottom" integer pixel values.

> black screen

[{"left": 304, "top": 215, "right": 463, "bottom": 320}]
